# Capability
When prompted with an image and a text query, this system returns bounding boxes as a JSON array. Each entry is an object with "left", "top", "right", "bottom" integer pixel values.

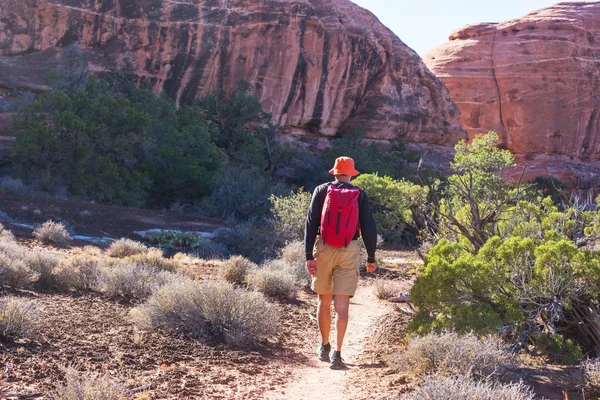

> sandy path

[{"left": 267, "top": 285, "right": 389, "bottom": 400}]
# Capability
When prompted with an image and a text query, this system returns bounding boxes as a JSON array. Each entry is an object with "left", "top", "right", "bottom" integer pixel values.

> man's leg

[
  {"left": 318, "top": 293, "right": 333, "bottom": 345},
  {"left": 333, "top": 294, "right": 350, "bottom": 351}
]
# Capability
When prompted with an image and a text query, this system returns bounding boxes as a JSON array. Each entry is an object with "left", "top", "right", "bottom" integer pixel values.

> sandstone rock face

[
  {"left": 0, "top": 0, "right": 465, "bottom": 145},
  {"left": 425, "top": 1, "right": 600, "bottom": 160}
]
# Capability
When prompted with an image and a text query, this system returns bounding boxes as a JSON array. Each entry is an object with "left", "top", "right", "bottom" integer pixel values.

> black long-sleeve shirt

[{"left": 304, "top": 181, "right": 377, "bottom": 263}]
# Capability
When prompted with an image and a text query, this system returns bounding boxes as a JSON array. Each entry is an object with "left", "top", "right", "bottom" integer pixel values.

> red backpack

[{"left": 320, "top": 184, "right": 361, "bottom": 247}]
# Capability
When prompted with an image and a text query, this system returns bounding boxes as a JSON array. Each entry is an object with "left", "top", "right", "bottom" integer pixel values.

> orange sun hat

[{"left": 329, "top": 156, "right": 360, "bottom": 177}]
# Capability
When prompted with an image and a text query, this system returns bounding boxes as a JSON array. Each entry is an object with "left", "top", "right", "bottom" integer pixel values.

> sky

[{"left": 351, "top": 0, "right": 587, "bottom": 55}]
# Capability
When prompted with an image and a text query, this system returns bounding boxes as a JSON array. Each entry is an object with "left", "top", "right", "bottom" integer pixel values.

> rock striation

[
  {"left": 425, "top": 1, "right": 600, "bottom": 161},
  {"left": 0, "top": 0, "right": 465, "bottom": 145}
]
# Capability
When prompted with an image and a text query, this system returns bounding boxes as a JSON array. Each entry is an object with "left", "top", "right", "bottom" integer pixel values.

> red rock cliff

[
  {"left": 0, "top": 0, "right": 465, "bottom": 145},
  {"left": 425, "top": 1, "right": 600, "bottom": 160}
]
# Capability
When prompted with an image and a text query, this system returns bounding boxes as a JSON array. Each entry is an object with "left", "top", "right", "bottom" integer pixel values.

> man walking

[{"left": 304, "top": 156, "right": 378, "bottom": 370}]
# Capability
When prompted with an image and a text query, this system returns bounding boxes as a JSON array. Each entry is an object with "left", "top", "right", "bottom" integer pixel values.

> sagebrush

[
  {"left": 133, "top": 280, "right": 278, "bottom": 346},
  {"left": 33, "top": 220, "right": 72, "bottom": 245},
  {"left": 0, "top": 296, "right": 41, "bottom": 341},
  {"left": 52, "top": 367, "right": 128, "bottom": 400},
  {"left": 107, "top": 238, "right": 149, "bottom": 258},
  {"left": 395, "top": 332, "right": 516, "bottom": 381},
  {"left": 247, "top": 264, "right": 297, "bottom": 300},
  {"left": 219, "top": 255, "right": 255, "bottom": 286},
  {"left": 400, "top": 375, "right": 536, "bottom": 400}
]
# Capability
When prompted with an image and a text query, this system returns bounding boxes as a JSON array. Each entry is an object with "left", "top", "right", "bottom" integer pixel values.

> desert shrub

[
  {"left": 0, "top": 177, "right": 29, "bottom": 194},
  {"left": 0, "top": 253, "right": 37, "bottom": 289},
  {"left": 0, "top": 296, "right": 41, "bottom": 341},
  {"left": 353, "top": 173, "right": 428, "bottom": 244},
  {"left": 204, "top": 168, "right": 280, "bottom": 221},
  {"left": 396, "top": 332, "right": 516, "bottom": 381},
  {"left": 219, "top": 255, "right": 255, "bottom": 285},
  {"left": 27, "top": 250, "right": 61, "bottom": 290},
  {"left": 0, "top": 224, "right": 15, "bottom": 242},
  {"left": 33, "top": 220, "right": 72, "bottom": 245},
  {"left": 374, "top": 279, "right": 399, "bottom": 299},
  {"left": 55, "top": 254, "right": 102, "bottom": 291},
  {"left": 213, "top": 220, "right": 283, "bottom": 262},
  {"left": 269, "top": 188, "right": 311, "bottom": 242},
  {"left": 107, "top": 238, "right": 149, "bottom": 258},
  {"left": 52, "top": 366, "right": 127, "bottom": 400},
  {"left": 144, "top": 230, "right": 206, "bottom": 252},
  {"left": 535, "top": 333, "right": 582, "bottom": 365},
  {"left": 124, "top": 248, "right": 177, "bottom": 272},
  {"left": 582, "top": 358, "right": 600, "bottom": 390},
  {"left": 98, "top": 262, "right": 174, "bottom": 302},
  {"left": 133, "top": 280, "right": 277, "bottom": 346},
  {"left": 280, "top": 241, "right": 305, "bottom": 268},
  {"left": 11, "top": 75, "right": 221, "bottom": 207},
  {"left": 247, "top": 264, "right": 297, "bottom": 300},
  {"left": 401, "top": 375, "right": 536, "bottom": 400},
  {"left": 264, "top": 257, "right": 310, "bottom": 289}
]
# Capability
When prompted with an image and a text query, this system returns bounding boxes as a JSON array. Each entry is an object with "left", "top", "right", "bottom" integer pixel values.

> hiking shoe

[
  {"left": 317, "top": 343, "right": 331, "bottom": 361},
  {"left": 330, "top": 351, "right": 346, "bottom": 370}
]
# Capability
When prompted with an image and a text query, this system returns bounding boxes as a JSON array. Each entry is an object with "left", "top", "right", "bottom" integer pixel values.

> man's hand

[
  {"left": 306, "top": 260, "right": 317, "bottom": 276},
  {"left": 366, "top": 261, "right": 377, "bottom": 273}
]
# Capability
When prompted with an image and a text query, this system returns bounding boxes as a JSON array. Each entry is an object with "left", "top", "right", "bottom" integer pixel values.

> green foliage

[
  {"left": 270, "top": 188, "right": 312, "bottom": 242},
  {"left": 144, "top": 230, "right": 206, "bottom": 251},
  {"left": 535, "top": 334, "right": 583, "bottom": 365},
  {"left": 353, "top": 174, "right": 428, "bottom": 243},
  {"left": 11, "top": 76, "right": 221, "bottom": 207},
  {"left": 436, "top": 132, "right": 516, "bottom": 249}
]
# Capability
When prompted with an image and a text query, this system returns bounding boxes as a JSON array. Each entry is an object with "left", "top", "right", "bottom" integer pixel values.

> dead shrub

[
  {"left": 133, "top": 279, "right": 277, "bottom": 346},
  {"left": 0, "top": 296, "right": 41, "bottom": 341},
  {"left": 27, "top": 250, "right": 61, "bottom": 290},
  {"left": 106, "top": 238, "right": 149, "bottom": 258},
  {"left": 247, "top": 263, "right": 297, "bottom": 300},
  {"left": 124, "top": 248, "right": 177, "bottom": 272},
  {"left": 0, "top": 253, "right": 37, "bottom": 289},
  {"left": 98, "top": 263, "right": 177, "bottom": 302},
  {"left": 582, "top": 358, "right": 600, "bottom": 390},
  {"left": 52, "top": 367, "right": 127, "bottom": 400},
  {"left": 396, "top": 332, "right": 516, "bottom": 381},
  {"left": 33, "top": 220, "right": 72, "bottom": 245},
  {"left": 374, "top": 279, "right": 399, "bottom": 299},
  {"left": 219, "top": 255, "right": 255, "bottom": 285},
  {"left": 400, "top": 375, "right": 536, "bottom": 400},
  {"left": 55, "top": 254, "right": 102, "bottom": 291}
]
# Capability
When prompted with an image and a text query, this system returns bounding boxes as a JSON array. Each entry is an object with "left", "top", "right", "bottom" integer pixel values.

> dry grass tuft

[
  {"left": 247, "top": 263, "right": 297, "bottom": 300},
  {"left": 33, "top": 220, "right": 72, "bottom": 245},
  {"left": 124, "top": 248, "right": 177, "bottom": 272},
  {"left": 53, "top": 367, "right": 128, "bottom": 400},
  {"left": 219, "top": 255, "right": 255, "bottom": 286},
  {"left": 0, "top": 296, "right": 41, "bottom": 341},
  {"left": 27, "top": 250, "right": 61, "bottom": 290},
  {"left": 107, "top": 238, "right": 149, "bottom": 258},
  {"left": 396, "top": 332, "right": 516, "bottom": 381},
  {"left": 133, "top": 279, "right": 278, "bottom": 346},
  {"left": 55, "top": 253, "right": 102, "bottom": 291},
  {"left": 374, "top": 279, "right": 400, "bottom": 299},
  {"left": 0, "top": 253, "right": 37, "bottom": 289},
  {"left": 98, "top": 262, "right": 177, "bottom": 302},
  {"left": 401, "top": 375, "right": 536, "bottom": 400}
]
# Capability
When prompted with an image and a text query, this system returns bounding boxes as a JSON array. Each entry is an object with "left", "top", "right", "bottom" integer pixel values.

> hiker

[{"left": 304, "top": 156, "right": 378, "bottom": 370}]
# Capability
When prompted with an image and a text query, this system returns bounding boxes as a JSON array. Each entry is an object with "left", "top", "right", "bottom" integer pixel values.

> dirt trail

[{"left": 267, "top": 284, "right": 390, "bottom": 400}]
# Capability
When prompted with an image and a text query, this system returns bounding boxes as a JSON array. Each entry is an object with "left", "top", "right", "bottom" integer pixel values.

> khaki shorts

[{"left": 311, "top": 237, "right": 360, "bottom": 297}]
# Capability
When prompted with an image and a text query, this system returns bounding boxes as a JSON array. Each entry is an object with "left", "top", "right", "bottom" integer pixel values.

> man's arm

[
  {"left": 304, "top": 185, "right": 326, "bottom": 260},
  {"left": 359, "top": 190, "right": 377, "bottom": 263}
]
